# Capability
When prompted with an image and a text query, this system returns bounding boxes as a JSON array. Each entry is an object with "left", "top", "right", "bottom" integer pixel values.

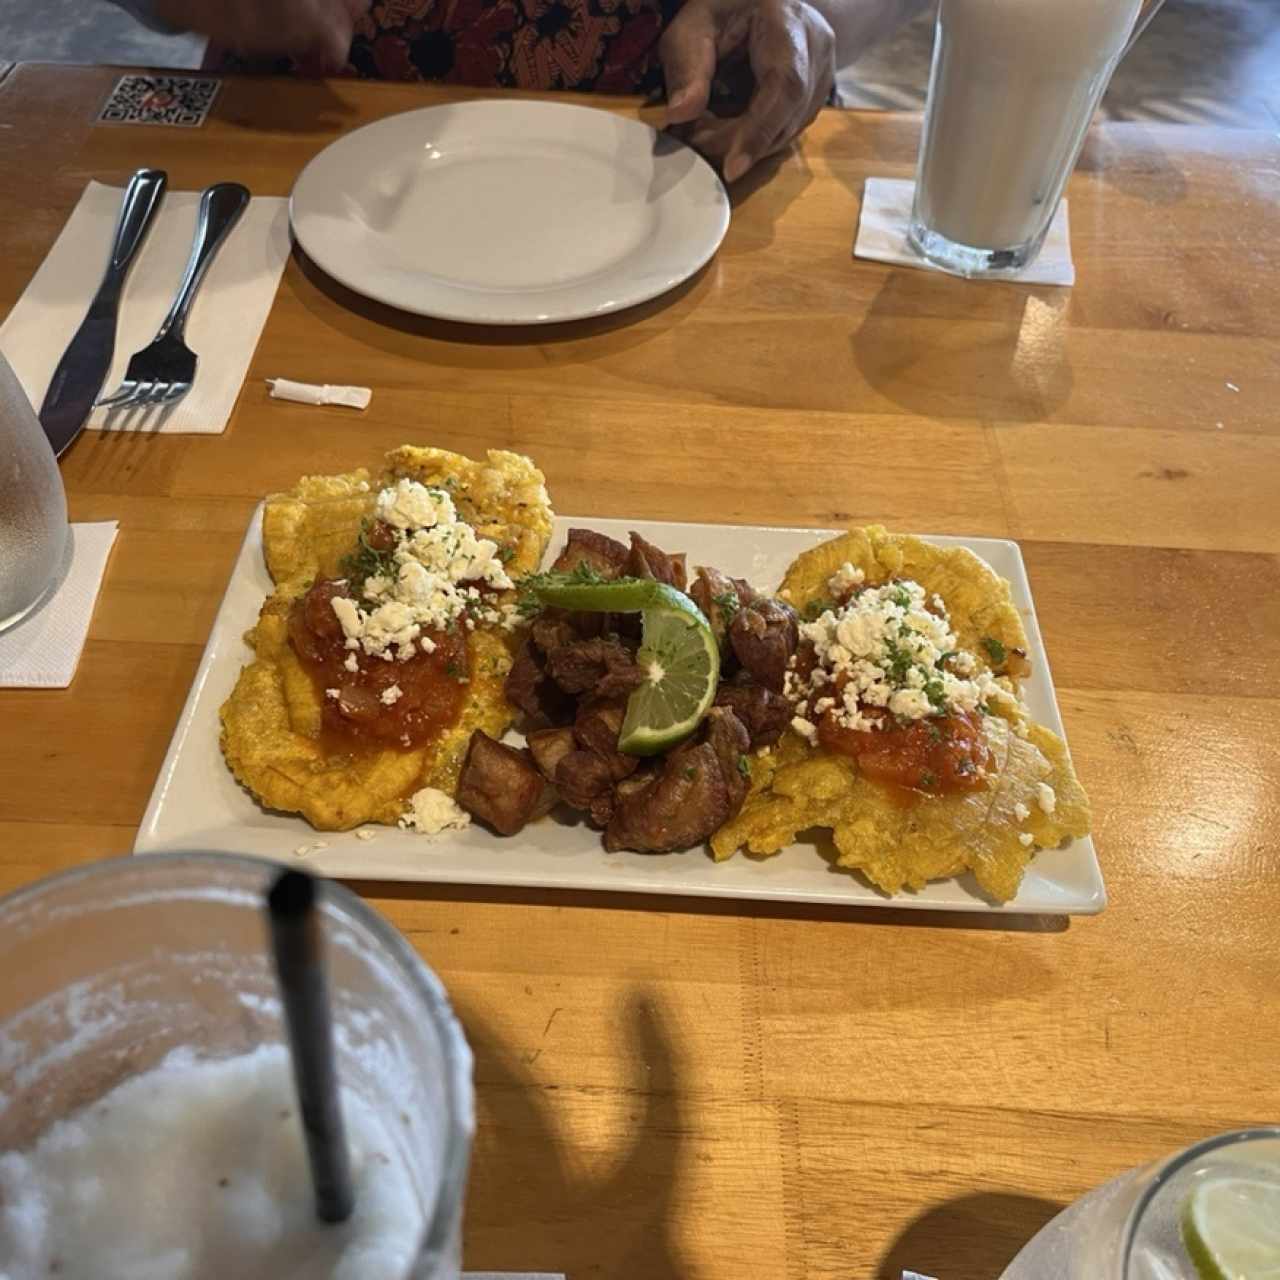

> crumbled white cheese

[
  {"left": 399, "top": 787, "right": 471, "bottom": 836},
  {"left": 380, "top": 684, "right": 403, "bottom": 706},
  {"left": 331, "top": 479, "right": 516, "bottom": 662},
  {"left": 888, "top": 688, "right": 932, "bottom": 720},
  {"left": 325, "top": 687, "right": 341, "bottom": 700},
  {"left": 787, "top": 577, "right": 1016, "bottom": 733},
  {"left": 355, "top": 828, "right": 376, "bottom": 842},
  {"left": 827, "top": 562, "right": 865, "bottom": 595},
  {"left": 1018, "top": 832, "right": 1035, "bottom": 847},
  {"left": 331, "top": 596, "right": 362, "bottom": 641},
  {"left": 791, "top": 715, "right": 818, "bottom": 744},
  {"left": 1013, "top": 801, "right": 1030, "bottom": 822},
  {"left": 1037, "top": 782, "right": 1057, "bottom": 814},
  {"left": 376, "top": 477, "right": 447, "bottom": 530},
  {"left": 343, "top": 653, "right": 359, "bottom": 673}
]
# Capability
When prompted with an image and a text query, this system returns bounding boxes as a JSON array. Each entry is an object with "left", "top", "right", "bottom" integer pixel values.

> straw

[{"left": 266, "top": 868, "right": 355, "bottom": 1224}]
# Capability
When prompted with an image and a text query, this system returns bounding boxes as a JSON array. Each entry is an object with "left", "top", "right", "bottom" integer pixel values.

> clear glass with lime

[
  {"left": 1003, "top": 1129, "right": 1280, "bottom": 1280},
  {"left": 1121, "top": 1130, "right": 1280, "bottom": 1280}
]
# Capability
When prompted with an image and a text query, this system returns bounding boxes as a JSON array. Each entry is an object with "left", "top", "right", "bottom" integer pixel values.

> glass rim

[
  {"left": 0, "top": 850, "right": 473, "bottom": 1273},
  {"left": 1119, "top": 1126, "right": 1280, "bottom": 1275}
]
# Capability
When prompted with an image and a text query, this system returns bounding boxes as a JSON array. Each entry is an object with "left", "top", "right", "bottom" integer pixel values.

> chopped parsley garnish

[
  {"left": 938, "top": 650, "right": 958, "bottom": 666},
  {"left": 516, "top": 562, "right": 613, "bottom": 615},
  {"left": 980, "top": 702, "right": 995, "bottom": 716},
  {"left": 736, "top": 754, "right": 751, "bottom": 778},
  {"left": 926, "top": 722, "right": 944, "bottom": 743},
  {"left": 891, "top": 586, "right": 913, "bottom": 610},
  {"left": 445, "top": 659, "right": 465, "bottom": 680},
  {"left": 684, "top": 766, "right": 696, "bottom": 780},
  {"left": 924, "top": 679, "right": 947, "bottom": 710},
  {"left": 883, "top": 639, "right": 914, "bottom": 683},
  {"left": 497, "top": 545, "right": 516, "bottom": 564},
  {"left": 802, "top": 598, "right": 835, "bottom": 622},
  {"left": 982, "top": 636, "right": 1007, "bottom": 665},
  {"left": 919, "top": 770, "right": 938, "bottom": 789},
  {"left": 712, "top": 590, "right": 741, "bottom": 621},
  {"left": 340, "top": 520, "right": 397, "bottom": 595}
]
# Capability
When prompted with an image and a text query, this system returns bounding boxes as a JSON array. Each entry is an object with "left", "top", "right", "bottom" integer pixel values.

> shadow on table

[
  {"left": 717, "top": 143, "right": 815, "bottom": 251},
  {"left": 292, "top": 245, "right": 705, "bottom": 358},
  {"left": 876, "top": 1191, "right": 1065, "bottom": 1280},
  {"left": 215, "top": 74, "right": 359, "bottom": 135},
  {"left": 850, "top": 269, "right": 1075, "bottom": 423},
  {"left": 345, "top": 878, "right": 1070, "bottom": 935},
  {"left": 1077, "top": 128, "right": 1189, "bottom": 207},
  {"left": 456, "top": 990, "right": 690, "bottom": 1279}
]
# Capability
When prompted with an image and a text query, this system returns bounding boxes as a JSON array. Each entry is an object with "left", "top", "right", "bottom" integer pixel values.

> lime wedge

[
  {"left": 1183, "top": 1176, "right": 1280, "bottom": 1280},
  {"left": 531, "top": 578, "right": 719, "bottom": 756}
]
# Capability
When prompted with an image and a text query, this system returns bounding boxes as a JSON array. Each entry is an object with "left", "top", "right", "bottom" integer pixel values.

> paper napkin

[
  {"left": 854, "top": 178, "right": 1075, "bottom": 286},
  {"left": 0, "top": 522, "right": 118, "bottom": 688},
  {"left": 0, "top": 181, "right": 290, "bottom": 434}
]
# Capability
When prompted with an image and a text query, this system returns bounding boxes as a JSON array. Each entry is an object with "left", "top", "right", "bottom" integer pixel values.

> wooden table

[{"left": 2, "top": 62, "right": 1278, "bottom": 1279}]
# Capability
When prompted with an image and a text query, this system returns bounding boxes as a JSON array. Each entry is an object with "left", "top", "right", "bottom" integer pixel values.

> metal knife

[{"left": 38, "top": 167, "right": 168, "bottom": 457}]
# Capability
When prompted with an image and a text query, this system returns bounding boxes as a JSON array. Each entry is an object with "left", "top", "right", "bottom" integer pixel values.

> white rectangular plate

[{"left": 136, "top": 514, "right": 1105, "bottom": 915}]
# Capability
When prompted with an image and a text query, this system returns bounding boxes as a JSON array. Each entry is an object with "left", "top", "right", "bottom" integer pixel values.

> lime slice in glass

[
  {"left": 531, "top": 577, "right": 720, "bottom": 755},
  {"left": 1182, "top": 1175, "right": 1280, "bottom": 1280}
]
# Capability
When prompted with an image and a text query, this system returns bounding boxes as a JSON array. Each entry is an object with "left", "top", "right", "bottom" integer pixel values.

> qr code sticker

[{"left": 97, "top": 75, "right": 221, "bottom": 128}]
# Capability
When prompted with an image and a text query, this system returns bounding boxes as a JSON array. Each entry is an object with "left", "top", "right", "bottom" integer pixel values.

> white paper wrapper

[{"left": 267, "top": 378, "right": 371, "bottom": 410}]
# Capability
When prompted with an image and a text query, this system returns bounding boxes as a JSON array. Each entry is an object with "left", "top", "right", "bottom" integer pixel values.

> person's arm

[{"left": 119, "top": 0, "right": 366, "bottom": 68}]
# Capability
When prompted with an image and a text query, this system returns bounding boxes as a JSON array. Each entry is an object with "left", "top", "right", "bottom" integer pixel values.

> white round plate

[{"left": 290, "top": 99, "right": 731, "bottom": 325}]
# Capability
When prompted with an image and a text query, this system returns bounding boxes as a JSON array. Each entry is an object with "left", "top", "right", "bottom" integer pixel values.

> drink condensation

[{"left": 0, "top": 350, "right": 68, "bottom": 632}]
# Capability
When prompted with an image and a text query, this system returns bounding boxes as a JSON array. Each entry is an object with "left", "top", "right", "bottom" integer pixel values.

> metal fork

[{"left": 97, "top": 182, "right": 250, "bottom": 412}]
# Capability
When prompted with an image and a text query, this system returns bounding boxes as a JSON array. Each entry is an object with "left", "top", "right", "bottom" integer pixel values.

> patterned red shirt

[{"left": 222, "top": 0, "right": 676, "bottom": 94}]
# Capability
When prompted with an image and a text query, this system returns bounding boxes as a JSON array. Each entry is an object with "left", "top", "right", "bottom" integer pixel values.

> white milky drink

[
  {"left": 0, "top": 1046, "right": 424, "bottom": 1280},
  {"left": 909, "top": 0, "right": 1143, "bottom": 274}
]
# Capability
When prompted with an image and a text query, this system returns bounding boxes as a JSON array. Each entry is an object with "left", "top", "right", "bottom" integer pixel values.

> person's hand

[
  {"left": 660, "top": 0, "right": 836, "bottom": 182},
  {"left": 153, "top": 0, "right": 366, "bottom": 68}
]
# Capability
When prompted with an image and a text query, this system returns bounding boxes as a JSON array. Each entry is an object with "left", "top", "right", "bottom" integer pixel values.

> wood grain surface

[{"left": 1, "top": 63, "right": 1277, "bottom": 1280}]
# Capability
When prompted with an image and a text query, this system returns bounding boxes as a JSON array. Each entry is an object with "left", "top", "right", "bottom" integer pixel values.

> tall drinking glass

[
  {"left": 0, "top": 349, "right": 68, "bottom": 632},
  {"left": 0, "top": 853, "right": 474, "bottom": 1279},
  {"left": 908, "top": 0, "right": 1145, "bottom": 277}
]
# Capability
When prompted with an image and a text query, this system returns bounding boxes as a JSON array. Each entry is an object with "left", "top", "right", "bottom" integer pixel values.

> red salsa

[
  {"left": 818, "top": 708, "right": 991, "bottom": 798},
  {"left": 288, "top": 579, "right": 469, "bottom": 751}
]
